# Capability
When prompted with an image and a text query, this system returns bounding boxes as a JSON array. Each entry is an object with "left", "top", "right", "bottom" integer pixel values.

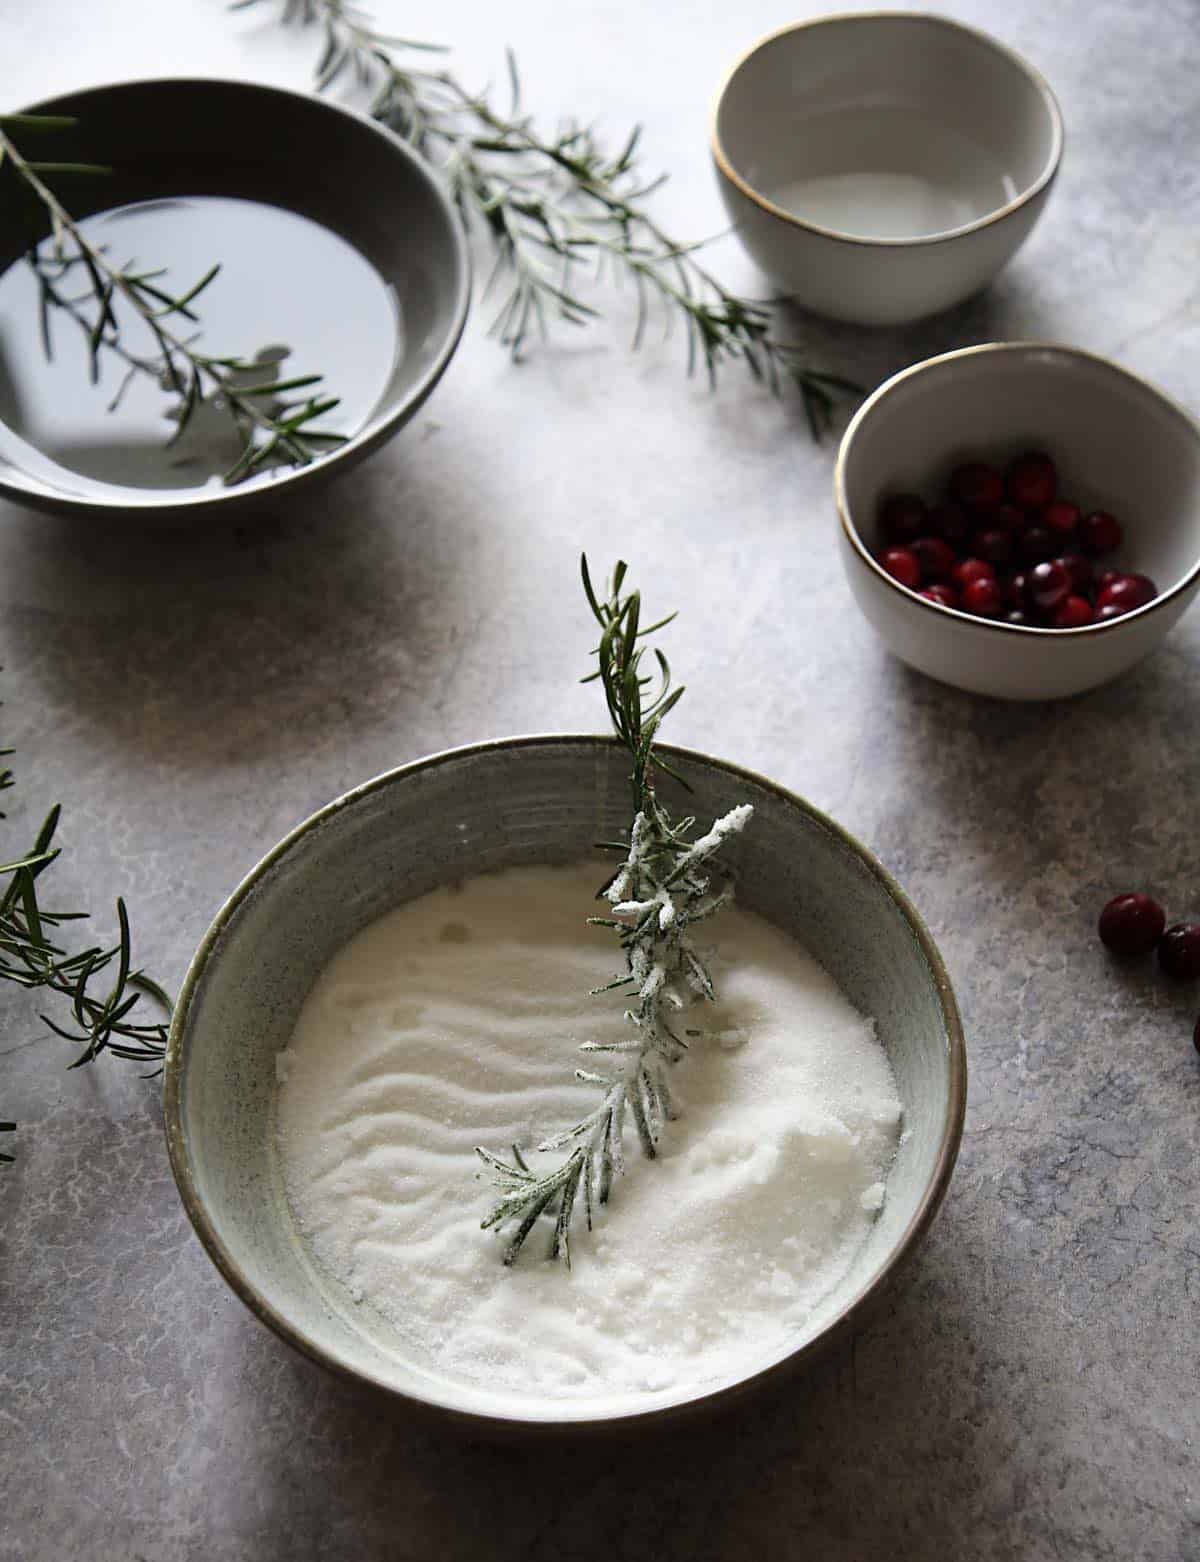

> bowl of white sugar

[{"left": 164, "top": 736, "right": 965, "bottom": 1430}]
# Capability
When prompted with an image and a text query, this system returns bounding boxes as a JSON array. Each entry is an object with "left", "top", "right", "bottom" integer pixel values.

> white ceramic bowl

[
  {"left": 165, "top": 737, "right": 965, "bottom": 1432},
  {"left": 836, "top": 343, "right": 1200, "bottom": 700},
  {"left": 711, "top": 14, "right": 1062, "bottom": 326}
]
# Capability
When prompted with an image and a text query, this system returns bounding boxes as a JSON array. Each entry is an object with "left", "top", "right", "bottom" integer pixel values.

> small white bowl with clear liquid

[{"left": 711, "top": 14, "right": 1063, "bottom": 326}]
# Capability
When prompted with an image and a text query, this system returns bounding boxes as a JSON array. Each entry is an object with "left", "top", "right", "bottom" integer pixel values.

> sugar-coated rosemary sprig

[
  {"left": 0, "top": 115, "right": 346, "bottom": 484},
  {"left": 0, "top": 723, "right": 170, "bottom": 1164},
  {"left": 475, "top": 558, "right": 753, "bottom": 1265},
  {"left": 241, "top": 0, "right": 860, "bottom": 437}
]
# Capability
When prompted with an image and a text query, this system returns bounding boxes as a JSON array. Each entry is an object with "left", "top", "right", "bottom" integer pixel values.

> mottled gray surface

[{"left": 2, "top": 1, "right": 1199, "bottom": 1558}]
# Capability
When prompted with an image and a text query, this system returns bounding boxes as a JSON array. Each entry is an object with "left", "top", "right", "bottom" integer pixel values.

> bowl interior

[
  {"left": 715, "top": 16, "right": 1058, "bottom": 241},
  {"left": 168, "top": 738, "right": 963, "bottom": 1429},
  {"left": 0, "top": 79, "right": 468, "bottom": 514},
  {"left": 841, "top": 345, "right": 1200, "bottom": 599}
]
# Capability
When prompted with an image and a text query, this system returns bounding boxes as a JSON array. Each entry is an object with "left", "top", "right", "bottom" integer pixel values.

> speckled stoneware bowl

[
  {"left": 0, "top": 79, "right": 470, "bottom": 521},
  {"left": 165, "top": 736, "right": 966, "bottom": 1432},
  {"left": 837, "top": 343, "right": 1200, "bottom": 700}
]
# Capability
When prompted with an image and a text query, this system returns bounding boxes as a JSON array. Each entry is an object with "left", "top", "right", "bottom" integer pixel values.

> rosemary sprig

[
  {"left": 475, "top": 558, "right": 753, "bottom": 1264},
  {"left": 0, "top": 729, "right": 169, "bottom": 1164},
  {"left": 0, "top": 114, "right": 346, "bottom": 484},
  {"left": 242, "top": 0, "right": 861, "bottom": 437}
]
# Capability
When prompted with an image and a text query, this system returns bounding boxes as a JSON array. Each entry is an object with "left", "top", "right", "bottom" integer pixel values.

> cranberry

[
  {"left": 1020, "top": 526, "right": 1058, "bottom": 564},
  {"left": 1056, "top": 553, "right": 1093, "bottom": 595},
  {"left": 1098, "top": 893, "right": 1166, "bottom": 957},
  {"left": 880, "top": 494, "right": 927, "bottom": 544},
  {"left": 1080, "top": 510, "right": 1123, "bottom": 555},
  {"left": 1005, "top": 609, "right": 1029, "bottom": 625},
  {"left": 1043, "top": 501, "right": 1081, "bottom": 537},
  {"left": 881, "top": 547, "right": 921, "bottom": 589},
  {"left": 1096, "top": 574, "right": 1157, "bottom": 614},
  {"left": 1007, "top": 452, "right": 1056, "bottom": 510},
  {"left": 1052, "top": 595, "right": 1095, "bottom": 628},
  {"left": 952, "top": 557, "right": 996, "bottom": 590},
  {"left": 1158, "top": 923, "right": 1200, "bottom": 980},
  {"left": 928, "top": 502, "right": 970, "bottom": 545},
  {"left": 962, "top": 577, "right": 1003, "bottom": 616},
  {"left": 1004, "top": 570, "right": 1030, "bottom": 608},
  {"left": 951, "top": 462, "right": 1004, "bottom": 511},
  {"left": 1096, "top": 569, "right": 1122, "bottom": 595},
  {"left": 919, "top": 584, "right": 959, "bottom": 609},
  {"left": 1096, "top": 602, "right": 1128, "bottom": 621},
  {"left": 973, "top": 528, "right": 1014, "bottom": 565},
  {"left": 1028, "top": 560, "right": 1072, "bottom": 613},
  {"left": 995, "top": 502, "right": 1029, "bottom": 535},
  {"left": 911, "top": 536, "right": 958, "bottom": 583}
]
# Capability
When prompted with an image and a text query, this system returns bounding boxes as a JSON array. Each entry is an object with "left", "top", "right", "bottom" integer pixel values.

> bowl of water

[
  {"left": 710, "top": 14, "right": 1062, "bottom": 326},
  {"left": 0, "top": 79, "right": 470, "bottom": 520}
]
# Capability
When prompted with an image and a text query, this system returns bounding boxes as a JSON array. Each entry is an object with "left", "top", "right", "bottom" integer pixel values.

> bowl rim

[
  {"left": 835, "top": 341, "right": 1200, "bottom": 639},
  {"left": 0, "top": 75, "right": 471, "bottom": 519},
  {"left": 164, "top": 732, "right": 967, "bottom": 1434},
  {"left": 709, "top": 10, "right": 1064, "bottom": 250}
]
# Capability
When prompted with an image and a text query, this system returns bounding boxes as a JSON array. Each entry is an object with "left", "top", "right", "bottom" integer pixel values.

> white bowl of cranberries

[{"left": 835, "top": 343, "right": 1200, "bottom": 699}]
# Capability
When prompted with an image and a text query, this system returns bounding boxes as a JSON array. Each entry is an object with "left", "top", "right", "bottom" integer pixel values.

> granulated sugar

[{"left": 276, "top": 860, "right": 902, "bottom": 1398}]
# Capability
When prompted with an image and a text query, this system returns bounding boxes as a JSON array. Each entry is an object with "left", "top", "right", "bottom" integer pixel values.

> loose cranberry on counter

[
  {"left": 974, "top": 527, "right": 1014, "bottom": 565},
  {"left": 1028, "top": 560, "right": 1072, "bottom": 613},
  {"left": 881, "top": 547, "right": 922, "bottom": 589},
  {"left": 1052, "top": 595, "right": 1095, "bottom": 628},
  {"left": 1096, "top": 574, "right": 1157, "bottom": 614},
  {"left": 1020, "top": 525, "right": 1058, "bottom": 564},
  {"left": 911, "top": 536, "right": 958, "bottom": 583},
  {"left": 1056, "top": 553, "right": 1093, "bottom": 594},
  {"left": 962, "top": 577, "right": 1003, "bottom": 616},
  {"left": 953, "top": 557, "right": 996, "bottom": 590},
  {"left": 1098, "top": 893, "right": 1166, "bottom": 957},
  {"left": 1080, "top": 510, "right": 1123, "bottom": 555},
  {"left": 1043, "top": 501, "right": 1081, "bottom": 537},
  {"left": 880, "top": 494, "right": 927, "bottom": 544},
  {"left": 1158, "top": 923, "right": 1200, "bottom": 980},
  {"left": 920, "top": 585, "right": 959, "bottom": 609},
  {"left": 928, "top": 502, "right": 970, "bottom": 545},
  {"left": 1007, "top": 451, "right": 1056, "bottom": 510},
  {"left": 951, "top": 461, "right": 1004, "bottom": 511}
]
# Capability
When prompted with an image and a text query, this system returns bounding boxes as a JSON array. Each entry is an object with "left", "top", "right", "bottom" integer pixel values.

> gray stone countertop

[{"left": 2, "top": 1, "right": 1198, "bottom": 1557}]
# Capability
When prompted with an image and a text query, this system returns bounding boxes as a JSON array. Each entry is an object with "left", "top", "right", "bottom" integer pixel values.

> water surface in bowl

[
  {"left": 0, "top": 195, "right": 403, "bottom": 491},
  {"left": 768, "top": 105, "right": 1020, "bottom": 240}
]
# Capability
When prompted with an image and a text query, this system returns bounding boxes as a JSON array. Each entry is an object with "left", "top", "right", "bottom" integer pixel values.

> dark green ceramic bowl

[
  {"left": 0, "top": 78, "right": 470, "bottom": 520},
  {"left": 165, "top": 736, "right": 966, "bottom": 1431}
]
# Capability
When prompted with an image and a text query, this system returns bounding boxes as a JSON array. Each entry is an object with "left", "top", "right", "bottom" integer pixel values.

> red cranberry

[
  {"left": 1158, "top": 923, "right": 1200, "bottom": 980},
  {"left": 1007, "top": 452, "right": 1056, "bottom": 510},
  {"left": 1098, "top": 893, "right": 1166, "bottom": 957},
  {"left": 928, "top": 502, "right": 970, "bottom": 545},
  {"left": 880, "top": 494, "right": 927, "bottom": 544},
  {"left": 881, "top": 547, "right": 922, "bottom": 589},
  {"left": 995, "top": 502, "right": 1029, "bottom": 535},
  {"left": 1080, "top": 510, "right": 1123, "bottom": 555},
  {"left": 1096, "top": 574, "right": 1157, "bottom": 614},
  {"left": 974, "top": 528, "right": 1014, "bottom": 565},
  {"left": 962, "top": 577, "right": 1003, "bottom": 616},
  {"left": 1028, "top": 560, "right": 1072, "bottom": 613},
  {"left": 1096, "top": 569, "right": 1122, "bottom": 595},
  {"left": 1004, "top": 570, "right": 1030, "bottom": 608},
  {"left": 1005, "top": 609, "right": 1029, "bottom": 625},
  {"left": 951, "top": 462, "right": 1004, "bottom": 511},
  {"left": 919, "top": 585, "right": 959, "bottom": 609},
  {"left": 1043, "top": 501, "right": 1081, "bottom": 537},
  {"left": 1096, "top": 602, "right": 1128, "bottom": 621},
  {"left": 953, "top": 557, "right": 996, "bottom": 590},
  {"left": 1056, "top": 553, "right": 1093, "bottom": 595},
  {"left": 1020, "top": 526, "right": 1058, "bottom": 564},
  {"left": 1052, "top": 595, "right": 1094, "bottom": 628},
  {"left": 911, "top": 536, "right": 958, "bottom": 583}
]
